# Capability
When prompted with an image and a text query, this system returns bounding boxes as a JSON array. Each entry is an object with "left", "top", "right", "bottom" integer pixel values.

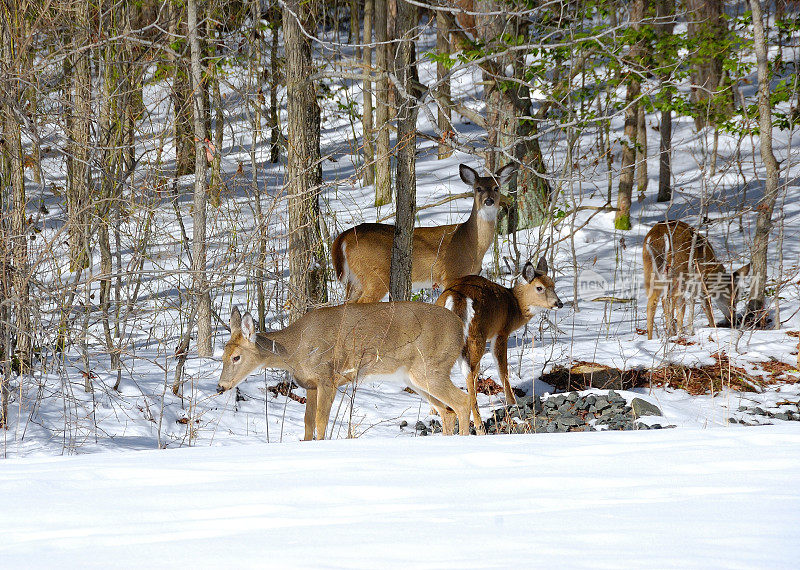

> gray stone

[
  {"left": 400, "top": 420, "right": 408, "bottom": 428},
  {"left": 545, "top": 423, "right": 557, "bottom": 433},
  {"left": 566, "top": 392, "right": 579, "bottom": 402},
  {"left": 775, "top": 412, "right": 791, "bottom": 421},
  {"left": 631, "top": 397, "right": 663, "bottom": 418},
  {"left": 415, "top": 421, "right": 427, "bottom": 431}
]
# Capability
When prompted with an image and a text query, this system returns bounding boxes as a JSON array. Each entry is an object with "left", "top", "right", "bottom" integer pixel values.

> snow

[{"left": 2, "top": 426, "right": 799, "bottom": 568}]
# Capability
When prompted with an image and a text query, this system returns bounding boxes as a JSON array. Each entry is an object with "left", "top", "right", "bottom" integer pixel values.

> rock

[
  {"left": 415, "top": 421, "right": 427, "bottom": 431},
  {"left": 594, "top": 397, "right": 611, "bottom": 412},
  {"left": 631, "top": 397, "right": 663, "bottom": 418},
  {"left": 774, "top": 412, "right": 791, "bottom": 421},
  {"left": 650, "top": 424, "right": 662, "bottom": 430},
  {"left": 400, "top": 420, "right": 408, "bottom": 428},
  {"left": 533, "top": 397, "right": 544, "bottom": 414},
  {"left": 429, "top": 419, "right": 442, "bottom": 429},
  {"left": 566, "top": 392, "right": 579, "bottom": 402},
  {"left": 419, "top": 428, "right": 429, "bottom": 436}
]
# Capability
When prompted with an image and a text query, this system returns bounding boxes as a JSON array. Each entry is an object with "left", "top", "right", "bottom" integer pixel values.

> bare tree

[
  {"left": 374, "top": 0, "right": 393, "bottom": 206},
  {"left": 436, "top": 7, "right": 452, "bottom": 160},
  {"left": 362, "top": 0, "right": 375, "bottom": 185},
  {"left": 615, "top": 0, "right": 647, "bottom": 230},
  {"left": 656, "top": 0, "right": 675, "bottom": 202},
  {"left": 389, "top": 0, "right": 418, "bottom": 301},
  {"left": 746, "top": 0, "right": 780, "bottom": 325},
  {"left": 284, "top": 0, "right": 328, "bottom": 316},
  {"left": 188, "top": 0, "right": 213, "bottom": 356}
]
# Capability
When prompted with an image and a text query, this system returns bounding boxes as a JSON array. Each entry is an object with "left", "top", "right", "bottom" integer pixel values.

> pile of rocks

[
  {"left": 730, "top": 402, "right": 800, "bottom": 425},
  {"left": 406, "top": 390, "right": 675, "bottom": 435}
]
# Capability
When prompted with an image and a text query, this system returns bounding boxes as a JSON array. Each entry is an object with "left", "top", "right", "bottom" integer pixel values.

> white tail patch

[{"left": 463, "top": 298, "right": 475, "bottom": 338}]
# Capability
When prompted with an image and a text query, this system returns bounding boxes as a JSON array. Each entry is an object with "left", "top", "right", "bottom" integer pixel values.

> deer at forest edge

[
  {"left": 435, "top": 257, "right": 562, "bottom": 432},
  {"left": 217, "top": 304, "right": 472, "bottom": 439},
  {"left": 643, "top": 220, "right": 750, "bottom": 340},
  {"left": 332, "top": 163, "right": 517, "bottom": 303}
]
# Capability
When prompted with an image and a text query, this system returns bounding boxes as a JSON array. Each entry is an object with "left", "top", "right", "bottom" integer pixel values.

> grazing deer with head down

[
  {"left": 435, "top": 257, "right": 562, "bottom": 432},
  {"left": 217, "top": 303, "right": 472, "bottom": 439},
  {"left": 643, "top": 220, "right": 750, "bottom": 340},
  {"left": 332, "top": 163, "right": 517, "bottom": 303}
]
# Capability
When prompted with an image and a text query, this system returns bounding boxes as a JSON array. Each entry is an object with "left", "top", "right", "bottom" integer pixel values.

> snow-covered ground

[{"left": 2, "top": 426, "right": 799, "bottom": 568}]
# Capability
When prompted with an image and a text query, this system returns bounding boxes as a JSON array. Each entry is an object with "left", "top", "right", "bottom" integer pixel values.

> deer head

[
  {"left": 516, "top": 257, "right": 563, "bottom": 317},
  {"left": 217, "top": 307, "right": 286, "bottom": 394}
]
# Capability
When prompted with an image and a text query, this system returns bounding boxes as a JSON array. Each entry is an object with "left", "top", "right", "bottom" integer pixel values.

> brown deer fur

[
  {"left": 217, "top": 303, "right": 472, "bottom": 439},
  {"left": 332, "top": 163, "right": 516, "bottom": 302},
  {"left": 643, "top": 220, "right": 750, "bottom": 340},
  {"left": 435, "top": 258, "right": 562, "bottom": 432}
]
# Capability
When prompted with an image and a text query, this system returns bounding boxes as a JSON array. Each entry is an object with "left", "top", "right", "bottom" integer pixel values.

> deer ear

[
  {"left": 735, "top": 263, "right": 751, "bottom": 278},
  {"left": 522, "top": 261, "right": 537, "bottom": 283},
  {"left": 535, "top": 256, "right": 548, "bottom": 276},
  {"left": 495, "top": 163, "right": 517, "bottom": 186},
  {"left": 230, "top": 307, "right": 242, "bottom": 334},
  {"left": 459, "top": 164, "right": 478, "bottom": 186},
  {"left": 241, "top": 312, "right": 257, "bottom": 343}
]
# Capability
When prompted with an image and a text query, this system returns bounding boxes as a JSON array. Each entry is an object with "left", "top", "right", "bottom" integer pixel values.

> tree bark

[
  {"left": 284, "top": 0, "right": 328, "bottom": 317},
  {"left": 374, "top": 0, "right": 392, "bottom": 206},
  {"left": 269, "top": 1, "right": 281, "bottom": 164},
  {"left": 389, "top": 0, "right": 418, "bottom": 301},
  {"left": 188, "top": 0, "right": 213, "bottom": 356},
  {"left": 746, "top": 0, "right": 780, "bottom": 324},
  {"left": 636, "top": 104, "right": 647, "bottom": 197}
]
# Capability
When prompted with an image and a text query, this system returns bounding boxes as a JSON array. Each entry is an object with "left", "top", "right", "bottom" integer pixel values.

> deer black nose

[
  {"left": 555, "top": 300, "right": 563, "bottom": 309},
  {"left": 484, "top": 198, "right": 494, "bottom": 207},
  {"left": 216, "top": 385, "right": 226, "bottom": 395}
]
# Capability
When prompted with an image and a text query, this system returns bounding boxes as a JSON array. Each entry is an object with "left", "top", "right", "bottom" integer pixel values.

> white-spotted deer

[
  {"left": 332, "top": 163, "right": 517, "bottom": 303},
  {"left": 435, "top": 257, "right": 562, "bottom": 432},
  {"left": 217, "top": 304, "right": 472, "bottom": 439},
  {"left": 643, "top": 220, "right": 750, "bottom": 340}
]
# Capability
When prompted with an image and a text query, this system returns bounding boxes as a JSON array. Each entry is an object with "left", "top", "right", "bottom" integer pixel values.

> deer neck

[
  {"left": 510, "top": 282, "right": 535, "bottom": 327},
  {"left": 457, "top": 204, "right": 498, "bottom": 255}
]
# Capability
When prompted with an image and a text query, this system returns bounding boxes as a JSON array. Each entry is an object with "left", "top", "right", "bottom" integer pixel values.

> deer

[
  {"left": 217, "top": 303, "right": 472, "bottom": 440},
  {"left": 435, "top": 257, "right": 562, "bottom": 432},
  {"left": 643, "top": 220, "right": 750, "bottom": 340},
  {"left": 331, "top": 163, "right": 517, "bottom": 303}
]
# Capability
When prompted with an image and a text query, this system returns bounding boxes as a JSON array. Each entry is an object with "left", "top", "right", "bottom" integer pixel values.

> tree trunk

[
  {"left": 284, "top": 0, "right": 328, "bottom": 317},
  {"left": 374, "top": 0, "right": 392, "bottom": 206},
  {"left": 171, "top": 3, "right": 195, "bottom": 177},
  {"left": 746, "top": 0, "right": 780, "bottom": 324},
  {"left": 389, "top": 0, "right": 418, "bottom": 301},
  {"left": 1, "top": 14, "right": 31, "bottom": 373},
  {"left": 269, "top": 1, "right": 281, "bottom": 164},
  {"left": 188, "top": 0, "right": 213, "bottom": 357},
  {"left": 686, "top": 0, "right": 732, "bottom": 129},
  {"left": 655, "top": 0, "right": 674, "bottom": 202},
  {"left": 436, "top": 8, "right": 452, "bottom": 160},
  {"left": 362, "top": 0, "right": 375, "bottom": 185},
  {"left": 207, "top": 15, "right": 224, "bottom": 207},
  {"left": 67, "top": 0, "right": 92, "bottom": 271},
  {"left": 636, "top": 104, "right": 647, "bottom": 197},
  {"left": 615, "top": 0, "right": 646, "bottom": 230}
]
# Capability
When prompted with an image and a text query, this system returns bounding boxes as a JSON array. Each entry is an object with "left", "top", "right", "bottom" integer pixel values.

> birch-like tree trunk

[
  {"left": 656, "top": 0, "right": 674, "bottom": 202},
  {"left": 188, "top": 0, "right": 213, "bottom": 356},
  {"left": 746, "top": 0, "right": 780, "bottom": 324},
  {"left": 284, "top": 0, "right": 328, "bottom": 316},
  {"left": 374, "top": 0, "right": 392, "bottom": 206},
  {"left": 436, "top": 8, "right": 452, "bottom": 160},
  {"left": 362, "top": 0, "right": 375, "bottom": 186}
]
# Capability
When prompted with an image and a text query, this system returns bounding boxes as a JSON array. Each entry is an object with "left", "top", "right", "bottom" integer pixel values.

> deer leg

[
  {"left": 702, "top": 296, "right": 716, "bottom": 327},
  {"left": 413, "top": 369, "right": 471, "bottom": 436},
  {"left": 675, "top": 296, "right": 686, "bottom": 336},
  {"left": 646, "top": 292, "right": 660, "bottom": 340},
  {"left": 357, "top": 283, "right": 388, "bottom": 303},
  {"left": 303, "top": 387, "right": 317, "bottom": 441},
  {"left": 492, "top": 335, "right": 515, "bottom": 406},
  {"left": 315, "top": 382, "right": 337, "bottom": 440},
  {"left": 465, "top": 338, "right": 486, "bottom": 434}
]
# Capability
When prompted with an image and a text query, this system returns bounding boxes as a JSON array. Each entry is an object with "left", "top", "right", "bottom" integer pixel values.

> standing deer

[
  {"left": 643, "top": 220, "right": 750, "bottom": 340},
  {"left": 332, "top": 163, "right": 517, "bottom": 302},
  {"left": 435, "top": 257, "right": 562, "bottom": 432},
  {"left": 217, "top": 303, "right": 472, "bottom": 439}
]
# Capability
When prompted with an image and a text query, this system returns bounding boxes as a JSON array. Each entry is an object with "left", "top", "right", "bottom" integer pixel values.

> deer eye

[
  {"left": 536, "top": 286, "right": 543, "bottom": 292},
  {"left": 232, "top": 355, "right": 241, "bottom": 364}
]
